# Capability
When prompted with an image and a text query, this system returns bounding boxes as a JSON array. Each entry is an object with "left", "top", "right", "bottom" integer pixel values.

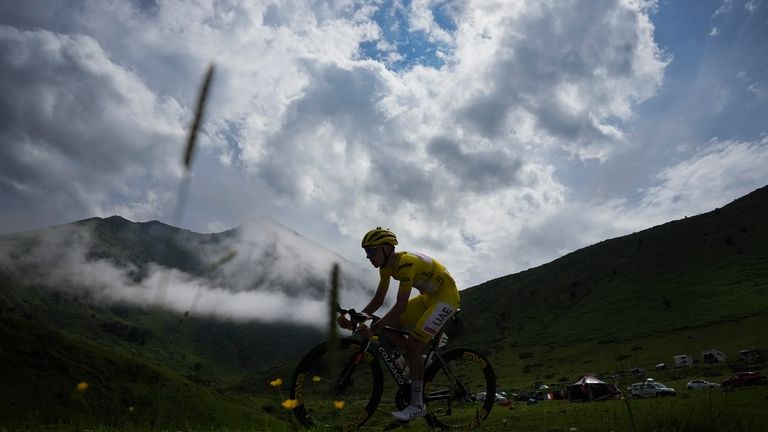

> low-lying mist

[{"left": 0, "top": 217, "right": 383, "bottom": 328}]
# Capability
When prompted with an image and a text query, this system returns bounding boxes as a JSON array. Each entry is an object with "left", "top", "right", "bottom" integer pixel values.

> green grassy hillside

[
  {"left": 0, "top": 314, "right": 293, "bottom": 430},
  {"left": 463, "top": 185, "right": 767, "bottom": 344},
  {"left": 0, "top": 272, "right": 325, "bottom": 385},
  {"left": 457, "top": 184, "right": 768, "bottom": 390}
]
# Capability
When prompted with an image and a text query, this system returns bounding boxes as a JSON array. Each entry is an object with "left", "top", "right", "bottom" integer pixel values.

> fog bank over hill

[{"left": 0, "top": 216, "right": 379, "bottom": 327}]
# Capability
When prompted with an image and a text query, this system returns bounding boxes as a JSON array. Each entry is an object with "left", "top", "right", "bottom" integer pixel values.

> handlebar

[
  {"left": 335, "top": 304, "right": 413, "bottom": 340},
  {"left": 335, "top": 304, "right": 378, "bottom": 324}
]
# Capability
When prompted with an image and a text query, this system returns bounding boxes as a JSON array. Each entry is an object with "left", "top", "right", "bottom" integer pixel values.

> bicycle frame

[
  {"left": 366, "top": 329, "right": 411, "bottom": 386},
  {"left": 349, "top": 314, "right": 461, "bottom": 401}
]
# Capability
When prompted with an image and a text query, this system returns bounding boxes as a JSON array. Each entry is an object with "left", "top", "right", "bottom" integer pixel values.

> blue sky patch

[{"left": 359, "top": 0, "right": 456, "bottom": 70}]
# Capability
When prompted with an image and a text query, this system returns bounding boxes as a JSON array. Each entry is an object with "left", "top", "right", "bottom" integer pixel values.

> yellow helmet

[{"left": 361, "top": 227, "right": 398, "bottom": 248}]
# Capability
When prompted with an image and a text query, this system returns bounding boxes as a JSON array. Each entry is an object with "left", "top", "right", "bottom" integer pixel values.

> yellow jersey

[{"left": 380, "top": 251, "right": 457, "bottom": 295}]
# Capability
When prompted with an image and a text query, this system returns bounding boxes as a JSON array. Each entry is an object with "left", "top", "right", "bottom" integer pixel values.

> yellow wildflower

[
  {"left": 270, "top": 378, "right": 283, "bottom": 387},
  {"left": 334, "top": 400, "right": 345, "bottom": 409},
  {"left": 76, "top": 382, "right": 89, "bottom": 392},
  {"left": 282, "top": 399, "right": 299, "bottom": 410}
]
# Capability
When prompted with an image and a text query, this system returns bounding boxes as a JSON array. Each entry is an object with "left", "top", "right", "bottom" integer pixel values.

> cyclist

[{"left": 337, "top": 227, "right": 460, "bottom": 421}]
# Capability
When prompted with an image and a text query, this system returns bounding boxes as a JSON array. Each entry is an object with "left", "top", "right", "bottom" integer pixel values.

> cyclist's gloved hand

[
  {"left": 336, "top": 314, "right": 353, "bottom": 330},
  {"left": 357, "top": 323, "right": 374, "bottom": 339}
]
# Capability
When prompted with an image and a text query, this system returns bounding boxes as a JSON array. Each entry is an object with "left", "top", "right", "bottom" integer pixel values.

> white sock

[{"left": 411, "top": 380, "right": 424, "bottom": 407}]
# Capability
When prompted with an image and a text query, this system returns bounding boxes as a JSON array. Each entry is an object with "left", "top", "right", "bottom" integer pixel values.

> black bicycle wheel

[
  {"left": 289, "top": 338, "right": 384, "bottom": 430},
  {"left": 423, "top": 347, "right": 496, "bottom": 430}
]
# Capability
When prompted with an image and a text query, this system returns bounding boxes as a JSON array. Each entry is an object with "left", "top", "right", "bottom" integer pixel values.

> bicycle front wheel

[
  {"left": 289, "top": 338, "right": 384, "bottom": 430},
  {"left": 423, "top": 347, "right": 496, "bottom": 430}
]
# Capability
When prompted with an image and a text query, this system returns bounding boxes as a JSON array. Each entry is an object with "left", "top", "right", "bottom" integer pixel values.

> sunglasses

[{"left": 365, "top": 247, "right": 381, "bottom": 259}]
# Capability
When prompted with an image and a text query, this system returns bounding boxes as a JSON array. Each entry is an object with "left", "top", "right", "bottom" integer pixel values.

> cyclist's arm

[
  {"left": 372, "top": 261, "right": 415, "bottom": 330},
  {"left": 361, "top": 273, "right": 390, "bottom": 315},
  {"left": 373, "top": 284, "right": 410, "bottom": 330}
]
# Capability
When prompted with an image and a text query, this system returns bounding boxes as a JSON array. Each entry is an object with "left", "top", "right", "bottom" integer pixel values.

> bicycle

[{"left": 289, "top": 305, "right": 496, "bottom": 430}]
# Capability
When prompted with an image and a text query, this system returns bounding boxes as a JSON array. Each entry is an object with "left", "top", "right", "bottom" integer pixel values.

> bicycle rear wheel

[
  {"left": 423, "top": 347, "right": 496, "bottom": 430},
  {"left": 289, "top": 338, "right": 384, "bottom": 430}
]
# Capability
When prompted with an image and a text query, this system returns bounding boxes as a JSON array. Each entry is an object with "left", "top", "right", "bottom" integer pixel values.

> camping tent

[{"left": 567, "top": 375, "right": 616, "bottom": 402}]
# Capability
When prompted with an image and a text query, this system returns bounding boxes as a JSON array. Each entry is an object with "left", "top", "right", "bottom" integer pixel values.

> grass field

[
  {"left": 485, "top": 312, "right": 768, "bottom": 394},
  {"left": 3, "top": 386, "right": 767, "bottom": 431},
  {"left": 482, "top": 386, "right": 768, "bottom": 432}
]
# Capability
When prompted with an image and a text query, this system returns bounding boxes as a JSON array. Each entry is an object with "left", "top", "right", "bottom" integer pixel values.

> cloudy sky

[{"left": 1, "top": 0, "right": 767, "bottom": 290}]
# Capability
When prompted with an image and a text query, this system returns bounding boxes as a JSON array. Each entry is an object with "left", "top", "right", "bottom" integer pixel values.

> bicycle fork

[{"left": 333, "top": 340, "right": 372, "bottom": 395}]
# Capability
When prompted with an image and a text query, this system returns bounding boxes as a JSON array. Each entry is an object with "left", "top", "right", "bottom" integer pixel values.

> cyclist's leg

[
  {"left": 410, "top": 287, "right": 460, "bottom": 341},
  {"left": 387, "top": 295, "right": 428, "bottom": 353},
  {"left": 386, "top": 296, "right": 428, "bottom": 421},
  {"left": 393, "top": 289, "right": 459, "bottom": 420},
  {"left": 408, "top": 288, "right": 460, "bottom": 381}
]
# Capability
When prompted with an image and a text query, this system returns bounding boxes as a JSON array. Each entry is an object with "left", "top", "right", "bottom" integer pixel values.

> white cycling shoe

[{"left": 392, "top": 404, "right": 426, "bottom": 421}]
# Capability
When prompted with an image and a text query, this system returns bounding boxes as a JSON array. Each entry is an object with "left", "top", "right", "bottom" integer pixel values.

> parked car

[
  {"left": 629, "top": 381, "right": 677, "bottom": 398},
  {"left": 721, "top": 372, "right": 768, "bottom": 388},
  {"left": 686, "top": 379, "right": 721, "bottom": 390}
]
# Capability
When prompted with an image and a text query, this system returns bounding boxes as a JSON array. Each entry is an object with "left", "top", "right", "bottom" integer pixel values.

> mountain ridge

[{"left": 0, "top": 213, "right": 376, "bottom": 389}]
